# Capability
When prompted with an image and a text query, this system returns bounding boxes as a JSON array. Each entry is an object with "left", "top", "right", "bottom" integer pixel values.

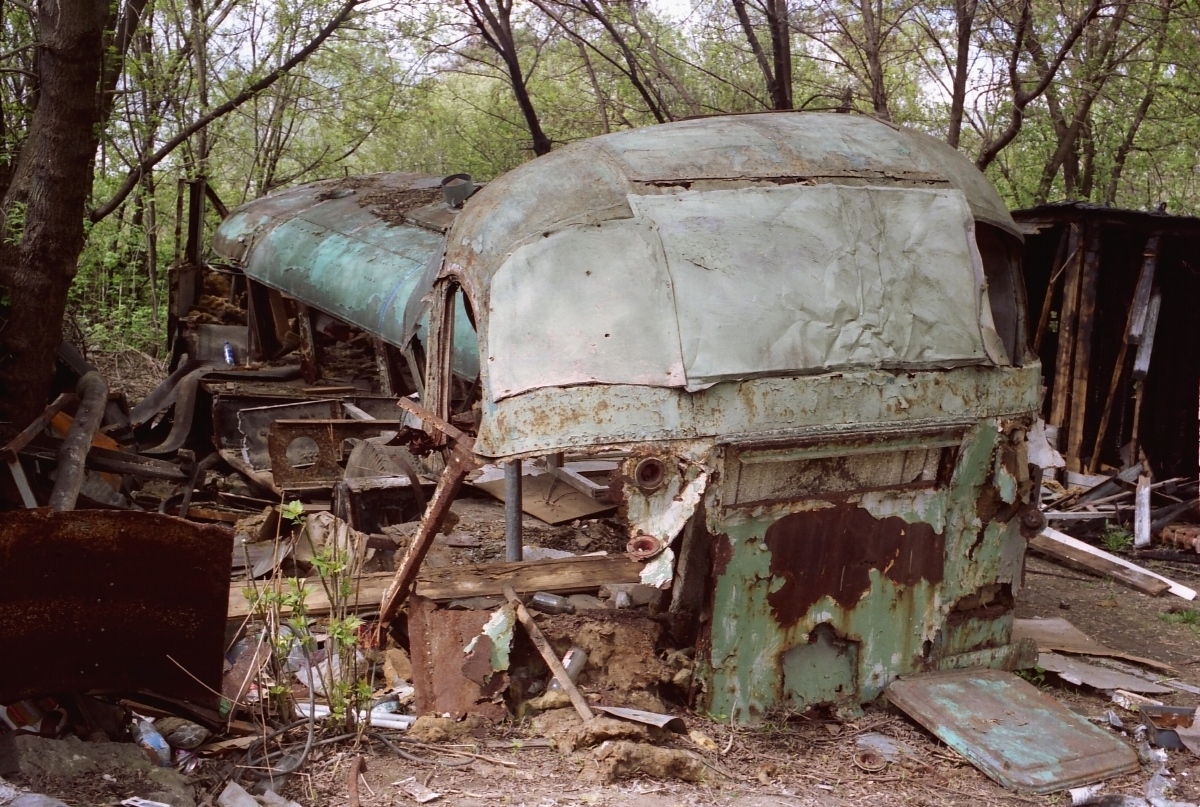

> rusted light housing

[{"left": 633, "top": 457, "right": 666, "bottom": 492}]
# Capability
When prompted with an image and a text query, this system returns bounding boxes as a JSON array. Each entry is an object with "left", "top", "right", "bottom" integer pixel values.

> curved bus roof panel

[
  {"left": 213, "top": 172, "right": 479, "bottom": 379},
  {"left": 442, "top": 113, "right": 1017, "bottom": 403}
]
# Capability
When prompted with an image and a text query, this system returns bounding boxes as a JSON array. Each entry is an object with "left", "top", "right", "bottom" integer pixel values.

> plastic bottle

[
  {"left": 529, "top": 592, "right": 575, "bottom": 614},
  {"left": 131, "top": 719, "right": 171, "bottom": 767},
  {"left": 223, "top": 341, "right": 236, "bottom": 366},
  {"left": 546, "top": 646, "right": 587, "bottom": 693}
]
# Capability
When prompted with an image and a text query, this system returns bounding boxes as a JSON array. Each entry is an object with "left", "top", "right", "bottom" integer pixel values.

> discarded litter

[{"left": 394, "top": 777, "right": 440, "bottom": 803}]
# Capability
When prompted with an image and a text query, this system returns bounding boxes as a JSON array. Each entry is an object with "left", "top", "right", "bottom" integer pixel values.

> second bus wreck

[{"left": 215, "top": 111, "right": 1046, "bottom": 723}]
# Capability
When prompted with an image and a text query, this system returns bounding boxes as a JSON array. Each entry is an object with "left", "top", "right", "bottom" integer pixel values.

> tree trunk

[
  {"left": 768, "top": 0, "right": 793, "bottom": 109},
  {"left": 946, "top": 0, "right": 977, "bottom": 147},
  {"left": 859, "top": 0, "right": 890, "bottom": 119},
  {"left": 0, "top": 0, "right": 109, "bottom": 434}
]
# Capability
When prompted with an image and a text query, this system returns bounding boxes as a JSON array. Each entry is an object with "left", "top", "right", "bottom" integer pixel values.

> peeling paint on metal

[
  {"left": 625, "top": 467, "right": 709, "bottom": 557},
  {"left": 640, "top": 548, "right": 676, "bottom": 589},
  {"left": 472, "top": 604, "right": 516, "bottom": 672},
  {"left": 701, "top": 415, "right": 1036, "bottom": 723}
]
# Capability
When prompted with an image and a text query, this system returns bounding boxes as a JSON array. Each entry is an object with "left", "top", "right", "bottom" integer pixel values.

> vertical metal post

[{"left": 505, "top": 459, "right": 523, "bottom": 562}]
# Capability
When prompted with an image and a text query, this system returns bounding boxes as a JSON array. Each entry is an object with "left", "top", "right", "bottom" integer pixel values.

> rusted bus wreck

[{"left": 218, "top": 112, "right": 1046, "bottom": 722}]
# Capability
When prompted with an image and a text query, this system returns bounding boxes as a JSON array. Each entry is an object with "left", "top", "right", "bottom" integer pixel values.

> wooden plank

[
  {"left": 1134, "top": 475, "right": 1152, "bottom": 548},
  {"left": 1049, "top": 225, "right": 1083, "bottom": 434},
  {"left": 228, "top": 554, "right": 643, "bottom": 619},
  {"left": 1066, "top": 227, "right": 1102, "bottom": 471},
  {"left": 1076, "top": 461, "right": 1145, "bottom": 505},
  {"left": 1029, "top": 532, "right": 1167, "bottom": 596},
  {"left": 1033, "top": 227, "right": 1072, "bottom": 354},
  {"left": 1132, "top": 292, "right": 1162, "bottom": 381},
  {"left": 1032, "top": 527, "right": 1196, "bottom": 599},
  {"left": 1127, "top": 236, "right": 1161, "bottom": 344}
]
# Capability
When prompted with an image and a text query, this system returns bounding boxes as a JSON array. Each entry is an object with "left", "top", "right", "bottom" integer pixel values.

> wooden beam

[
  {"left": 1066, "top": 227, "right": 1102, "bottom": 471},
  {"left": 1049, "top": 225, "right": 1083, "bottom": 434},
  {"left": 1029, "top": 532, "right": 1167, "bottom": 596},
  {"left": 1088, "top": 237, "right": 1159, "bottom": 473},
  {"left": 229, "top": 554, "right": 644, "bottom": 619},
  {"left": 1031, "top": 527, "right": 1196, "bottom": 599}
]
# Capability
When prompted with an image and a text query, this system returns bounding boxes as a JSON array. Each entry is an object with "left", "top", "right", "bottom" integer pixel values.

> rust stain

[
  {"left": 0, "top": 509, "right": 231, "bottom": 705},
  {"left": 764, "top": 506, "right": 944, "bottom": 626},
  {"left": 407, "top": 595, "right": 507, "bottom": 720}
]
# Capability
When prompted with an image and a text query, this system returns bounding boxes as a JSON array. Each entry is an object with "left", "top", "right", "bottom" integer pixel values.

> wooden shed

[{"left": 1014, "top": 203, "right": 1200, "bottom": 480}]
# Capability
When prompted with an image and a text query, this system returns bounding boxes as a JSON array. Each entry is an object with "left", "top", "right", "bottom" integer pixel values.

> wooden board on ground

[
  {"left": 1029, "top": 530, "right": 1170, "bottom": 597},
  {"left": 227, "top": 554, "right": 642, "bottom": 619},
  {"left": 1033, "top": 527, "right": 1196, "bottom": 599},
  {"left": 1013, "top": 617, "right": 1175, "bottom": 672},
  {"left": 471, "top": 470, "right": 613, "bottom": 525}
]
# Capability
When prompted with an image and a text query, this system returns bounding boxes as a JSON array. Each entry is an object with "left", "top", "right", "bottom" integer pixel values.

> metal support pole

[{"left": 505, "top": 459, "right": 523, "bottom": 562}]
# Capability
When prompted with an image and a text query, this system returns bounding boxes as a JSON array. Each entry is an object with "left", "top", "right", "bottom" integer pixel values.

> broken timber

[
  {"left": 1030, "top": 527, "right": 1196, "bottom": 599},
  {"left": 228, "top": 554, "right": 643, "bottom": 619}
]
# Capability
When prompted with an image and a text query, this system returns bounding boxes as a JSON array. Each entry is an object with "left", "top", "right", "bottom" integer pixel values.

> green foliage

[
  {"left": 1159, "top": 608, "right": 1200, "bottom": 626},
  {"left": 1101, "top": 525, "right": 1134, "bottom": 553},
  {"left": 241, "top": 502, "right": 373, "bottom": 731},
  {"left": 1015, "top": 665, "right": 1047, "bottom": 687},
  {"left": 281, "top": 499, "right": 306, "bottom": 523}
]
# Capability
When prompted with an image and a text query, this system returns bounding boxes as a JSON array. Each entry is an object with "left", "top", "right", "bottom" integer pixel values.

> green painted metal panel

[
  {"left": 213, "top": 173, "right": 479, "bottom": 379},
  {"left": 887, "top": 669, "right": 1139, "bottom": 793}
]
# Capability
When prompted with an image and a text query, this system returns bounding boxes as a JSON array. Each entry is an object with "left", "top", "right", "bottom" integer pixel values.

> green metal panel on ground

[{"left": 887, "top": 668, "right": 1139, "bottom": 793}]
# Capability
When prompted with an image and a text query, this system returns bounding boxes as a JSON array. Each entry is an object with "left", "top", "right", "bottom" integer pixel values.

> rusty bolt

[
  {"left": 633, "top": 457, "right": 666, "bottom": 492},
  {"left": 1019, "top": 506, "right": 1046, "bottom": 538}
]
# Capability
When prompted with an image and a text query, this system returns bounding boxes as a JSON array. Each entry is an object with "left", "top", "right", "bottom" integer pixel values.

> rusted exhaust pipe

[{"left": 49, "top": 371, "right": 109, "bottom": 512}]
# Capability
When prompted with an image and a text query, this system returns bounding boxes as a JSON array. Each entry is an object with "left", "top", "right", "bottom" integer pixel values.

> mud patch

[
  {"left": 530, "top": 709, "right": 663, "bottom": 753},
  {"left": 538, "top": 611, "right": 669, "bottom": 708},
  {"left": 591, "top": 740, "right": 707, "bottom": 783},
  {"left": 407, "top": 714, "right": 488, "bottom": 743}
]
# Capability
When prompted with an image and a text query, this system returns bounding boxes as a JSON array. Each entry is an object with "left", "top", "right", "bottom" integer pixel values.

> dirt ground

[{"left": 194, "top": 553, "right": 1200, "bottom": 807}]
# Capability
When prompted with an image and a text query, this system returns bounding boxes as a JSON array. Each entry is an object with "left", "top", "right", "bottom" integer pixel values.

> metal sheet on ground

[
  {"left": 887, "top": 668, "right": 1139, "bottom": 794},
  {"left": 1012, "top": 617, "right": 1174, "bottom": 671},
  {"left": 471, "top": 472, "right": 613, "bottom": 526},
  {"left": 1037, "top": 653, "right": 1172, "bottom": 694},
  {"left": 0, "top": 509, "right": 232, "bottom": 705}
]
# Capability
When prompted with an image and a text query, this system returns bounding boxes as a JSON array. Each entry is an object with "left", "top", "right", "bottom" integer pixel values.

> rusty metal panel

[
  {"left": 267, "top": 419, "right": 402, "bottom": 487},
  {"left": 476, "top": 364, "right": 1041, "bottom": 459},
  {"left": 443, "top": 117, "right": 1019, "bottom": 325},
  {"left": 484, "top": 184, "right": 1003, "bottom": 403},
  {"left": 0, "top": 509, "right": 231, "bottom": 706},
  {"left": 700, "top": 418, "right": 1037, "bottom": 722},
  {"left": 887, "top": 669, "right": 1139, "bottom": 793},
  {"left": 407, "top": 595, "right": 507, "bottom": 721}
]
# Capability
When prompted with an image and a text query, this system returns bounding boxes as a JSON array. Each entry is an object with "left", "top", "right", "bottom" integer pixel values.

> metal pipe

[
  {"left": 505, "top": 459, "right": 523, "bottom": 562},
  {"left": 49, "top": 372, "right": 109, "bottom": 512}
]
